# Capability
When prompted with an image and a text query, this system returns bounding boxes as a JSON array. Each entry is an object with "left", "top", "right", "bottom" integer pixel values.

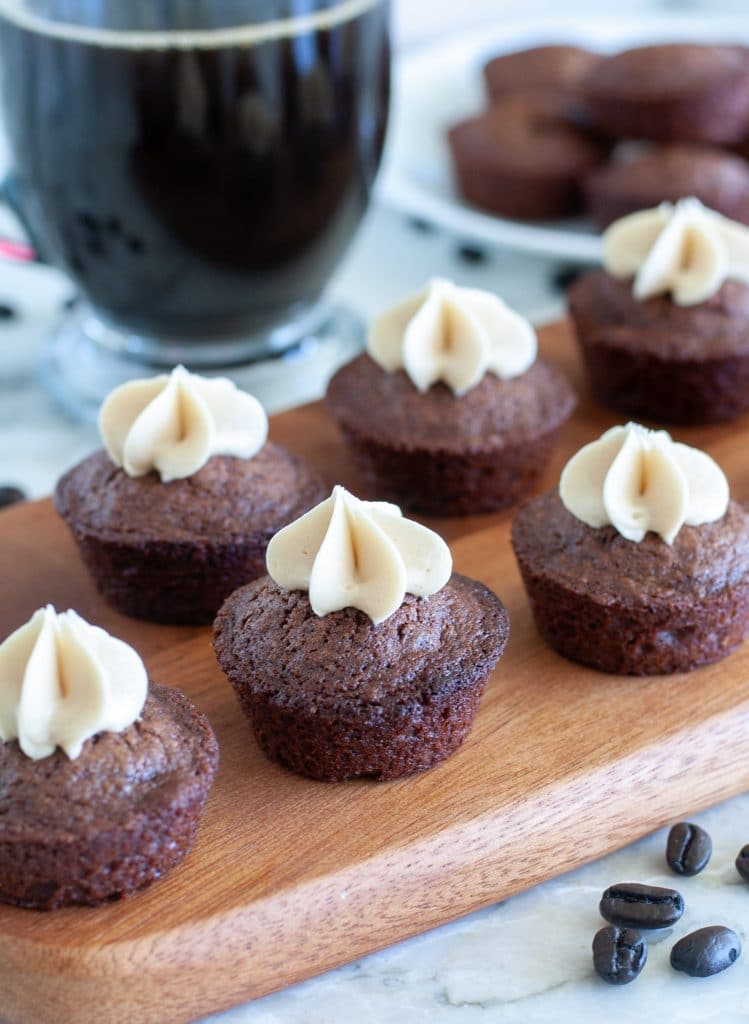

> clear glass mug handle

[{"left": 0, "top": 176, "right": 39, "bottom": 263}]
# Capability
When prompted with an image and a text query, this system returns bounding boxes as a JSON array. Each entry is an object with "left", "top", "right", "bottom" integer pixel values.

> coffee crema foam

[{"left": 0, "top": 0, "right": 381, "bottom": 49}]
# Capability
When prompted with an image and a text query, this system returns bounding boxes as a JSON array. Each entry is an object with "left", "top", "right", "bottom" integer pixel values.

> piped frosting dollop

[
  {"left": 0, "top": 606, "right": 148, "bottom": 760},
  {"left": 603, "top": 197, "right": 749, "bottom": 306},
  {"left": 368, "top": 278, "right": 537, "bottom": 395},
  {"left": 265, "top": 485, "right": 453, "bottom": 625},
  {"left": 559, "top": 423, "right": 729, "bottom": 544},
  {"left": 99, "top": 365, "right": 268, "bottom": 482}
]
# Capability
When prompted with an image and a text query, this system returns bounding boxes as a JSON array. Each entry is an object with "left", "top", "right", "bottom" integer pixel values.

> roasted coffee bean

[
  {"left": 600, "top": 882, "right": 684, "bottom": 929},
  {"left": 736, "top": 844, "right": 749, "bottom": 882},
  {"left": 0, "top": 486, "right": 25, "bottom": 509},
  {"left": 670, "top": 926, "right": 741, "bottom": 977},
  {"left": 592, "top": 925, "right": 647, "bottom": 985},
  {"left": 666, "top": 822, "right": 712, "bottom": 876}
]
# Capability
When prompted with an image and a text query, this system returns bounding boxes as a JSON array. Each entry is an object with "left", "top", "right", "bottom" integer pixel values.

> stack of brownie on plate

[{"left": 448, "top": 42, "right": 749, "bottom": 225}]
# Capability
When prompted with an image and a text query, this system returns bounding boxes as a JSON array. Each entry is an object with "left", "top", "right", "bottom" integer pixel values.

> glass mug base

[{"left": 42, "top": 301, "right": 364, "bottom": 422}]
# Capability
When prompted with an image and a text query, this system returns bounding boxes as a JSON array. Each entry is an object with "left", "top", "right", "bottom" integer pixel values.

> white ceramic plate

[{"left": 376, "top": 14, "right": 749, "bottom": 263}]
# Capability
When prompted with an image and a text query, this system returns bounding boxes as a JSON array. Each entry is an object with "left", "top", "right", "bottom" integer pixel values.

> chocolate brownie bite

[
  {"left": 215, "top": 575, "right": 507, "bottom": 782},
  {"left": 569, "top": 198, "right": 749, "bottom": 424},
  {"left": 448, "top": 93, "right": 609, "bottom": 220},
  {"left": 0, "top": 607, "right": 219, "bottom": 908},
  {"left": 483, "top": 44, "right": 602, "bottom": 101},
  {"left": 326, "top": 279, "right": 575, "bottom": 516},
  {"left": 583, "top": 44, "right": 749, "bottom": 143},
  {"left": 569, "top": 271, "right": 749, "bottom": 423},
  {"left": 512, "top": 424, "right": 749, "bottom": 675},
  {"left": 214, "top": 486, "right": 508, "bottom": 781},
  {"left": 585, "top": 145, "right": 749, "bottom": 228},
  {"left": 56, "top": 444, "right": 325, "bottom": 625},
  {"left": 54, "top": 366, "right": 326, "bottom": 624}
]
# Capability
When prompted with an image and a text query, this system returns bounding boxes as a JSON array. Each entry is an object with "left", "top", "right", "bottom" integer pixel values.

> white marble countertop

[{"left": 2, "top": 4, "right": 749, "bottom": 1022}]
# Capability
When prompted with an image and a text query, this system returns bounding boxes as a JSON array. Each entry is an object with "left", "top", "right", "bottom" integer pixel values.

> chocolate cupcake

[
  {"left": 483, "top": 44, "right": 602, "bottom": 101},
  {"left": 447, "top": 93, "right": 609, "bottom": 220},
  {"left": 582, "top": 44, "right": 749, "bottom": 144},
  {"left": 512, "top": 424, "right": 749, "bottom": 675},
  {"left": 585, "top": 145, "right": 749, "bottom": 228},
  {"left": 54, "top": 366, "right": 326, "bottom": 624},
  {"left": 214, "top": 486, "right": 509, "bottom": 781},
  {"left": 569, "top": 198, "right": 749, "bottom": 424},
  {"left": 326, "top": 279, "right": 576, "bottom": 516},
  {"left": 0, "top": 606, "right": 218, "bottom": 908}
]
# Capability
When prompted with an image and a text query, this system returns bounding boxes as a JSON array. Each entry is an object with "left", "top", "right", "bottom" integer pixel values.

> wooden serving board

[{"left": 2, "top": 320, "right": 749, "bottom": 1024}]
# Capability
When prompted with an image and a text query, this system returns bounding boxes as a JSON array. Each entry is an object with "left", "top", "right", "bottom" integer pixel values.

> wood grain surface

[{"left": 2, "top": 319, "right": 749, "bottom": 1024}]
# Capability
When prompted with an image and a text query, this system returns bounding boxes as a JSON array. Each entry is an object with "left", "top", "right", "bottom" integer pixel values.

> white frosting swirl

[
  {"left": 368, "top": 278, "right": 537, "bottom": 395},
  {"left": 559, "top": 423, "right": 729, "bottom": 544},
  {"left": 265, "top": 485, "right": 453, "bottom": 625},
  {"left": 99, "top": 365, "right": 268, "bottom": 482},
  {"left": 603, "top": 197, "right": 749, "bottom": 306},
  {"left": 0, "top": 606, "right": 148, "bottom": 760}
]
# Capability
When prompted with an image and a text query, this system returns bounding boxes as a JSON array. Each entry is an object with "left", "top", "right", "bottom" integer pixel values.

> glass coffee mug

[{"left": 0, "top": 0, "right": 390, "bottom": 416}]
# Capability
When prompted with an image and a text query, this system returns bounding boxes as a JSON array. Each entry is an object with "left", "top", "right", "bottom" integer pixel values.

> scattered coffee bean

[
  {"left": 666, "top": 822, "right": 712, "bottom": 877},
  {"left": 0, "top": 302, "right": 17, "bottom": 320},
  {"left": 736, "top": 844, "right": 749, "bottom": 882},
  {"left": 592, "top": 925, "right": 647, "bottom": 985},
  {"left": 600, "top": 882, "right": 684, "bottom": 929},
  {"left": 670, "top": 926, "right": 741, "bottom": 978},
  {"left": 0, "top": 485, "right": 25, "bottom": 508}
]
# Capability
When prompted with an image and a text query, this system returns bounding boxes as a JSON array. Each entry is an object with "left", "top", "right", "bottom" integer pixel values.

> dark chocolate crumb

[
  {"left": 455, "top": 243, "right": 489, "bottom": 264},
  {"left": 552, "top": 265, "right": 584, "bottom": 292},
  {"left": 407, "top": 215, "right": 436, "bottom": 233}
]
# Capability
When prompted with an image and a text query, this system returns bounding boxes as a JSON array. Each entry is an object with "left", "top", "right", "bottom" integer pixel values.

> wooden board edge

[{"left": 2, "top": 702, "right": 747, "bottom": 1024}]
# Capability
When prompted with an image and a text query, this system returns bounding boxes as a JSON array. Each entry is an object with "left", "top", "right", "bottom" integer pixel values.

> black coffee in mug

[{"left": 0, "top": 0, "right": 390, "bottom": 343}]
